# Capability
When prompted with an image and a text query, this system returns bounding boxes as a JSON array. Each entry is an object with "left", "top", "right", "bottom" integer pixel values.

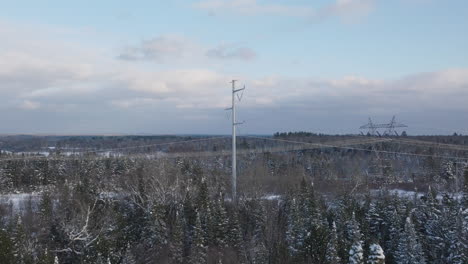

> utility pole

[{"left": 226, "top": 80, "right": 245, "bottom": 202}]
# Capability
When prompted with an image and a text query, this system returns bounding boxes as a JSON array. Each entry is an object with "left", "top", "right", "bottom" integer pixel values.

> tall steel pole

[
  {"left": 229, "top": 80, "right": 245, "bottom": 202},
  {"left": 231, "top": 80, "right": 237, "bottom": 202}
]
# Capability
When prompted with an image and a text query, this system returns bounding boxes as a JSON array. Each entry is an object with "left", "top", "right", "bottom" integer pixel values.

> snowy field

[{"left": 0, "top": 192, "right": 41, "bottom": 212}]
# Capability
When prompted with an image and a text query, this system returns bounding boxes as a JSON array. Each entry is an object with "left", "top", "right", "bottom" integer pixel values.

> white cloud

[
  {"left": 1, "top": 19, "right": 467, "bottom": 134},
  {"left": 193, "top": 0, "right": 375, "bottom": 21},
  {"left": 118, "top": 35, "right": 201, "bottom": 63},
  {"left": 206, "top": 43, "right": 256, "bottom": 60},
  {"left": 118, "top": 35, "right": 257, "bottom": 63},
  {"left": 193, "top": 0, "right": 314, "bottom": 17},
  {"left": 323, "top": 0, "right": 375, "bottom": 22}
]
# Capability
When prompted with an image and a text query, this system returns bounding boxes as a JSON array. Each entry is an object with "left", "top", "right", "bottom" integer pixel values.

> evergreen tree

[
  {"left": 423, "top": 190, "right": 444, "bottom": 263},
  {"left": 251, "top": 201, "right": 268, "bottom": 264},
  {"left": 170, "top": 211, "right": 184, "bottom": 264},
  {"left": 365, "top": 202, "right": 382, "bottom": 240},
  {"left": 210, "top": 196, "right": 228, "bottom": 247},
  {"left": 183, "top": 191, "right": 196, "bottom": 258},
  {"left": 285, "top": 197, "right": 306, "bottom": 257},
  {"left": 325, "top": 222, "right": 341, "bottom": 264},
  {"left": 11, "top": 215, "right": 32, "bottom": 264},
  {"left": 153, "top": 202, "right": 169, "bottom": 245},
  {"left": 190, "top": 212, "right": 207, "bottom": 264},
  {"left": 0, "top": 228, "right": 15, "bottom": 263},
  {"left": 395, "top": 217, "right": 426, "bottom": 264},
  {"left": 348, "top": 213, "right": 364, "bottom": 264},
  {"left": 381, "top": 205, "right": 401, "bottom": 263},
  {"left": 462, "top": 167, "right": 468, "bottom": 207},
  {"left": 367, "top": 243, "right": 385, "bottom": 264},
  {"left": 226, "top": 207, "right": 246, "bottom": 263},
  {"left": 349, "top": 240, "right": 364, "bottom": 264},
  {"left": 196, "top": 177, "right": 209, "bottom": 211}
]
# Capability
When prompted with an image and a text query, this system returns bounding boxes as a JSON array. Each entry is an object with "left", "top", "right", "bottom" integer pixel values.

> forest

[{"left": 0, "top": 134, "right": 467, "bottom": 263}]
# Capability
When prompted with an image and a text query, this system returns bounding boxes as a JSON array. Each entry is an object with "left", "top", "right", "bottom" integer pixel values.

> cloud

[
  {"left": 206, "top": 44, "right": 256, "bottom": 61},
  {"left": 1, "top": 20, "right": 467, "bottom": 134},
  {"left": 118, "top": 35, "right": 256, "bottom": 63},
  {"left": 322, "top": 0, "right": 375, "bottom": 22},
  {"left": 193, "top": 0, "right": 375, "bottom": 21},
  {"left": 118, "top": 35, "right": 200, "bottom": 63},
  {"left": 193, "top": 0, "right": 314, "bottom": 17}
]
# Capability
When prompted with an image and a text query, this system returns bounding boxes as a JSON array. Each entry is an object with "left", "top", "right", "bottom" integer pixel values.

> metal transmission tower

[
  {"left": 360, "top": 116, "right": 407, "bottom": 136},
  {"left": 384, "top": 116, "right": 407, "bottom": 136},
  {"left": 360, "top": 116, "right": 406, "bottom": 184},
  {"left": 360, "top": 118, "right": 378, "bottom": 136},
  {"left": 225, "top": 80, "right": 245, "bottom": 201}
]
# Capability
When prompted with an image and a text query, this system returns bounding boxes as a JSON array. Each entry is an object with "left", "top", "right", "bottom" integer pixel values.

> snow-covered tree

[
  {"left": 395, "top": 217, "right": 426, "bottom": 264},
  {"left": 0, "top": 228, "right": 15, "bottom": 263},
  {"left": 226, "top": 207, "right": 246, "bottom": 263},
  {"left": 325, "top": 222, "right": 341, "bottom": 264},
  {"left": 190, "top": 212, "right": 207, "bottom": 264},
  {"left": 170, "top": 211, "right": 184, "bottom": 264},
  {"left": 210, "top": 195, "right": 228, "bottom": 247},
  {"left": 367, "top": 243, "right": 385, "bottom": 264},
  {"left": 250, "top": 201, "right": 268, "bottom": 264},
  {"left": 349, "top": 240, "right": 364, "bottom": 264},
  {"left": 285, "top": 197, "right": 306, "bottom": 257},
  {"left": 365, "top": 202, "right": 382, "bottom": 239},
  {"left": 348, "top": 213, "right": 364, "bottom": 264}
]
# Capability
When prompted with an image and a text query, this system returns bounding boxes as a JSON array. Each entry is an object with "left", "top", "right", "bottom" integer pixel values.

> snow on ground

[
  {"left": 0, "top": 192, "right": 41, "bottom": 212},
  {"left": 262, "top": 194, "right": 282, "bottom": 201},
  {"left": 370, "top": 189, "right": 463, "bottom": 200}
]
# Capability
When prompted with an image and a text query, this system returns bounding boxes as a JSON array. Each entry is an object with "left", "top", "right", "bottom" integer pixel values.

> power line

[
  {"left": 1, "top": 135, "right": 468, "bottom": 164},
  {"left": 68, "top": 136, "right": 229, "bottom": 153},
  {"left": 0, "top": 136, "right": 230, "bottom": 161},
  {"left": 242, "top": 135, "right": 468, "bottom": 162}
]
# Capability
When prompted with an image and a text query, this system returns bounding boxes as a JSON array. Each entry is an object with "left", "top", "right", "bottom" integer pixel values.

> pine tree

[
  {"left": 183, "top": 190, "right": 196, "bottom": 257},
  {"left": 367, "top": 243, "right": 385, "bottom": 264},
  {"left": 365, "top": 203, "right": 382, "bottom": 239},
  {"left": 285, "top": 197, "right": 306, "bottom": 257},
  {"left": 251, "top": 201, "right": 268, "bottom": 264},
  {"left": 170, "top": 211, "right": 185, "bottom": 264},
  {"left": 11, "top": 215, "right": 30, "bottom": 264},
  {"left": 190, "top": 212, "right": 207, "bottom": 264},
  {"left": 0, "top": 228, "right": 15, "bottom": 263},
  {"left": 346, "top": 212, "right": 362, "bottom": 249},
  {"left": 395, "top": 217, "right": 426, "bottom": 264},
  {"left": 381, "top": 205, "right": 401, "bottom": 263},
  {"left": 39, "top": 191, "right": 53, "bottom": 225},
  {"left": 348, "top": 213, "right": 364, "bottom": 264},
  {"left": 463, "top": 167, "right": 468, "bottom": 203},
  {"left": 226, "top": 207, "right": 245, "bottom": 263},
  {"left": 151, "top": 202, "right": 168, "bottom": 250},
  {"left": 422, "top": 189, "right": 444, "bottom": 263},
  {"left": 349, "top": 240, "right": 364, "bottom": 264},
  {"left": 196, "top": 177, "right": 209, "bottom": 211},
  {"left": 325, "top": 222, "right": 341, "bottom": 264},
  {"left": 211, "top": 196, "right": 228, "bottom": 247}
]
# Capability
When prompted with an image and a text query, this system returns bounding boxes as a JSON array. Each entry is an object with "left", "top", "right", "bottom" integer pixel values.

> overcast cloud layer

[{"left": 0, "top": 0, "right": 468, "bottom": 135}]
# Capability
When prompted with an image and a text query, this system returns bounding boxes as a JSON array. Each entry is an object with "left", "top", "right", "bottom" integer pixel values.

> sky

[{"left": 0, "top": 0, "right": 468, "bottom": 135}]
